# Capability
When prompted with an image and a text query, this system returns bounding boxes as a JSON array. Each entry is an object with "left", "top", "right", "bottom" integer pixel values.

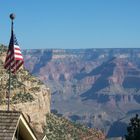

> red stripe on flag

[
  {"left": 4, "top": 56, "right": 15, "bottom": 69},
  {"left": 4, "top": 33, "right": 24, "bottom": 73},
  {"left": 11, "top": 60, "right": 24, "bottom": 73},
  {"left": 14, "top": 48, "right": 20, "bottom": 50}
]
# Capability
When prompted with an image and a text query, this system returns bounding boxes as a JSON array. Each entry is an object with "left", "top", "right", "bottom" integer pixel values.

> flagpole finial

[{"left": 10, "top": 13, "right": 15, "bottom": 20}]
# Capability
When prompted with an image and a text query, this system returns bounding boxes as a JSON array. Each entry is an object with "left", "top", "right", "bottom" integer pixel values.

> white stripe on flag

[
  {"left": 14, "top": 50, "right": 22, "bottom": 54},
  {"left": 14, "top": 45, "right": 20, "bottom": 49},
  {"left": 14, "top": 55, "right": 23, "bottom": 59}
]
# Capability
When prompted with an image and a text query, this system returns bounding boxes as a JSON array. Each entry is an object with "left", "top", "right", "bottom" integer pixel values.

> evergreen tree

[{"left": 125, "top": 114, "right": 140, "bottom": 140}]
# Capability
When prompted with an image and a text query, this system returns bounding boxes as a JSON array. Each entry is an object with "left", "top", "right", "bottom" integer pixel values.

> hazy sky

[{"left": 0, "top": 0, "right": 140, "bottom": 49}]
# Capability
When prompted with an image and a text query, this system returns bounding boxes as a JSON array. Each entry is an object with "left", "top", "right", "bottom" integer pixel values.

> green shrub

[
  {"left": 12, "top": 92, "right": 34, "bottom": 104},
  {"left": 44, "top": 113, "right": 104, "bottom": 140}
]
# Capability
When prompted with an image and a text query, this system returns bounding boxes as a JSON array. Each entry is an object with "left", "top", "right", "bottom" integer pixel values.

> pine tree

[{"left": 125, "top": 114, "right": 140, "bottom": 140}]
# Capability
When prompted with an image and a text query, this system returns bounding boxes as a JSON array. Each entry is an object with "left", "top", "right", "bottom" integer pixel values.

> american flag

[{"left": 4, "top": 30, "right": 24, "bottom": 73}]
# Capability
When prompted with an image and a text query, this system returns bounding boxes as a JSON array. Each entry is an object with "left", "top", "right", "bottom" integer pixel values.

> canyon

[{"left": 23, "top": 48, "right": 140, "bottom": 139}]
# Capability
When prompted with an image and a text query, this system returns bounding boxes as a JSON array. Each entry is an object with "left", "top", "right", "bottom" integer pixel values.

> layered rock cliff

[
  {"left": 23, "top": 48, "right": 140, "bottom": 139},
  {"left": 0, "top": 45, "right": 106, "bottom": 140}
]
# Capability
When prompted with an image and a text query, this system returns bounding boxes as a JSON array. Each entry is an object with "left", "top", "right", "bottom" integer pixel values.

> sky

[{"left": 0, "top": 0, "right": 140, "bottom": 49}]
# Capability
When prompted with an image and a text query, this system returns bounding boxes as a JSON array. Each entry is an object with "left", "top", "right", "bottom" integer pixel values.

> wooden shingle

[{"left": 0, "top": 110, "right": 20, "bottom": 140}]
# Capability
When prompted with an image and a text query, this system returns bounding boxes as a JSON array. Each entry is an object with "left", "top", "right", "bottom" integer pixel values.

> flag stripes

[{"left": 4, "top": 31, "right": 24, "bottom": 73}]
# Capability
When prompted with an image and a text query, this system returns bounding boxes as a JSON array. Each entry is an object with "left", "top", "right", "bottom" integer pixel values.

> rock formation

[
  {"left": 23, "top": 48, "right": 140, "bottom": 139},
  {"left": 0, "top": 45, "right": 51, "bottom": 138}
]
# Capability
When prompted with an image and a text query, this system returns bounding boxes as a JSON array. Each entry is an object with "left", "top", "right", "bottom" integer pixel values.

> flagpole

[{"left": 7, "top": 13, "right": 15, "bottom": 111}]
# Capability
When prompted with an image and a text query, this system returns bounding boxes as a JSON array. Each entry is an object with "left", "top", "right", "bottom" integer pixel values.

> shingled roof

[
  {"left": 0, "top": 110, "right": 20, "bottom": 140},
  {"left": 0, "top": 110, "right": 42, "bottom": 140}
]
